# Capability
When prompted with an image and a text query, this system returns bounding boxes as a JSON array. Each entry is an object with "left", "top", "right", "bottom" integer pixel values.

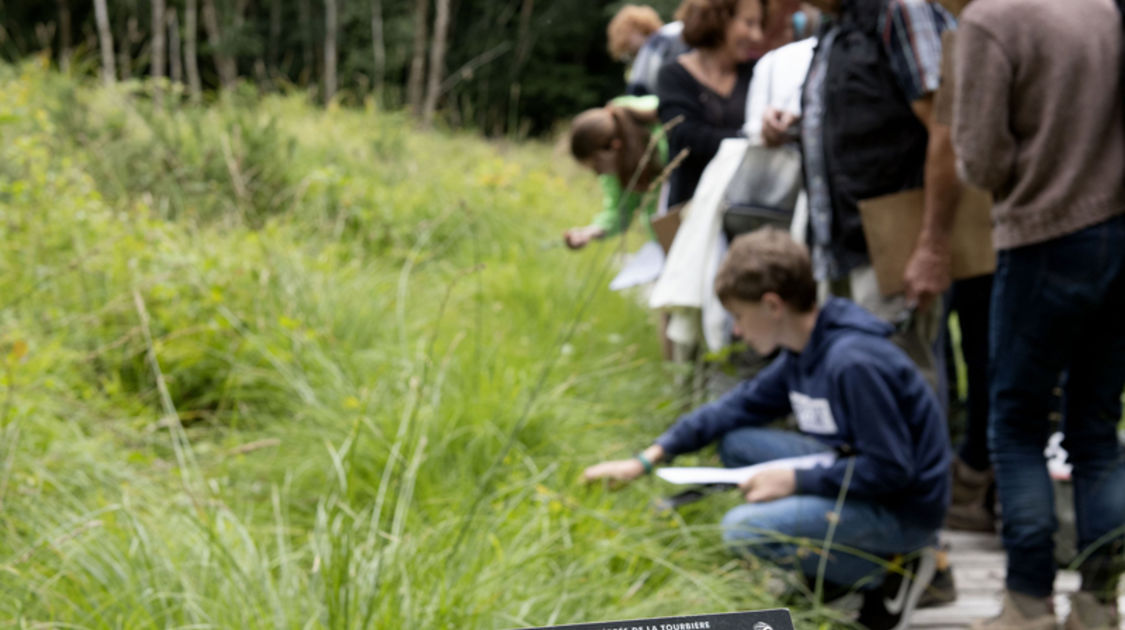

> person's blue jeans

[
  {"left": 718, "top": 427, "right": 937, "bottom": 590},
  {"left": 989, "top": 214, "right": 1125, "bottom": 598}
]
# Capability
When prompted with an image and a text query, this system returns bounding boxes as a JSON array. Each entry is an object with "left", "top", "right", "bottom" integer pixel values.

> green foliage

[
  {"left": 0, "top": 62, "right": 854, "bottom": 627},
  {"left": 0, "top": 0, "right": 646, "bottom": 136},
  {"left": 42, "top": 81, "right": 300, "bottom": 226}
]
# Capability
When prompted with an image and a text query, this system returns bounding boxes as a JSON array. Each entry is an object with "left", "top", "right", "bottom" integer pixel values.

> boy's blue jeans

[
  {"left": 718, "top": 427, "right": 937, "bottom": 590},
  {"left": 988, "top": 214, "right": 1125, "bottom": 599}
]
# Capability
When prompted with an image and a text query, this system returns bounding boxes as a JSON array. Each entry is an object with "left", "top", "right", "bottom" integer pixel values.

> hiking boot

[
  {"left": 969, "top": 591, "right": 1057, "bottom": 630},
  {"left": 1063, "top": 592, "right": 1120, "bottom": 630},
  {"left": 946, "top": 457, "right": 996, "bottom": 532},
  {"left": 856, "top": 547, "right": 937, "bottom": 630}
]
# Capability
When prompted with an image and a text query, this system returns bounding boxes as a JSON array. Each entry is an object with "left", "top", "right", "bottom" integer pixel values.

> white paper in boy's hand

[{"left": 655, "top": 452, "right": 838, "bottom": 485}]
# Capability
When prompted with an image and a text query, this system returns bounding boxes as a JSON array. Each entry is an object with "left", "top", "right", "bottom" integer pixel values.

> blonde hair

[
  {"left": 607, "top": 5, "right": 664, "bottom": 60},
  {"left": 570, "top": 105, "right": 663, "bottom": 190}
]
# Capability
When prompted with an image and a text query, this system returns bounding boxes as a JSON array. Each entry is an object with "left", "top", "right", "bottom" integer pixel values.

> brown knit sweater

[{"left": 953, "top": 0, "right": 1125, "bottom": 250}]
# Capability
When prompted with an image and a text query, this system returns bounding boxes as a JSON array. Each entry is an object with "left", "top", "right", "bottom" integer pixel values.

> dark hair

[
  {"left": 714, "top": 226, "right": 816, "bottom": 312},
  {"left": 569, "top": 105, "right": 664, "bottom": 190},
  {"left": 676, "top": 0, "right": 765, "bottom": 49}
]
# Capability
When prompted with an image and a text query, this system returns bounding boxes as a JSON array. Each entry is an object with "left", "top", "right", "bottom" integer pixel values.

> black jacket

[
  {"left": 657, "top": 60, "right": 755, "bottom": 207},
  {"left": 808, "top": 0, "right": 929, "bottom": 276}
]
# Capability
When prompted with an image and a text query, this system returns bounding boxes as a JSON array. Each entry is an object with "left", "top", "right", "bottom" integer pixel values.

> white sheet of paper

[
  {"left": 609, "top": 241, "right": 665, "bottom": 291},
  {"left": 655, "top": 452, "right": 838, "bottom": 485}
]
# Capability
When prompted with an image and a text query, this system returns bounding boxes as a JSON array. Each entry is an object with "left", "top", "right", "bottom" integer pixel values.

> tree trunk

[
  {"left": 168, "top": 8, "right": 182, "bottom": 85},
  {"left": 269, "top": 0, "right": 282, "bottom": 78},
  {"left": 406, "top": 0, "right": 430, "bottom": 117},
  {"left": 151, "top": 0, "right": 166, "bottom": 105},
  {"left": 421, "top": 0, "right": 450, "bottom": 126},
  {"left": 184, "top": 0, "right": 202, "bottom": 101},
  {"left": 201, "top": 0, "right": 237, "bottom": 89},
  {"left": 514, "top": 0, "right": 534, "bottom": 72},
  {"left": 323, "top": 0, "right": 337, "bottom": 104},
  {"left": 35, "top": 22, "right": 57, "bottom": 55},
  {"left": 370, "top": 0, "right": 385, "bottom": 101},
  {"left": 93, "top": 0, "right": 116, "bottom": 85},
  {"left": 118, "top": 14, "right": 139, "bottom": 80},
  {"left": 508, "top": 0, "right": 535, "bottom": 133},
  {"left": 235, "top": 0, "right": 249, "bottom": 29},
  {"left": 298, "top": 0, "right": 314, "bottom": 84},
  {"left": 57, "top": 0, "right": 72, "bottom": 71},
  {"left": 229, "top": 0, "right": 264, "bottom": 87}
]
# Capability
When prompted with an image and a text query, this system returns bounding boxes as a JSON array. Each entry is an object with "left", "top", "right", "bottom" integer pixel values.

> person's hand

[
  {"left": 903, "top": 242, "right": 952, "bottom": 312},
  {"left": 739, "top": 468, "right": 797, "bottom": 503},
  {"left": 762, "top": 107, "right": 800, "bottom": 148},
  {"left": 583, "top": 458, "right": 646, "bottom": 484},
  {"left": 564, "top": 226, "right": 605, "bottom": 250}
]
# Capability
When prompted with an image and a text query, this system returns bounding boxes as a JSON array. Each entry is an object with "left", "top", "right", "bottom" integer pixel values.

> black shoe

[
  {"left": 856, "top": 548, "right": 937, "bottom": 630},
  {"left": 917, "top": 562, "right": 957, "bottom": 608},
  {"left": 651, "top": 483, "right": 735, "bottom": 512}
]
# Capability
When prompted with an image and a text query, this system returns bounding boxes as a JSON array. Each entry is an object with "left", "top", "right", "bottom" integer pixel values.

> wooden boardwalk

[{"left": 910, "top": 530, "right": 1125, "bottom": 629}]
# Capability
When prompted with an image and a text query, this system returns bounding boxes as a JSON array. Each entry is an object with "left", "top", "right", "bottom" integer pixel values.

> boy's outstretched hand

[
  {"left": 582, "top": 459, "right": 646, "bottom": 483},
  {"left": 739, "top": 468, "right": 797, "bottom": 503}
]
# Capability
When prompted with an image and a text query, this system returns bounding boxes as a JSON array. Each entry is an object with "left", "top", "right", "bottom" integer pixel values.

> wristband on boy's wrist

[{"left": 634, "top": 452, "right": 654, "bottom": 475}]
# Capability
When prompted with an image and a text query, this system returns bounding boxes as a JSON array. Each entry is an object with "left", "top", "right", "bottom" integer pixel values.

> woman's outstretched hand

[{"left": 564, "top": 225, "right": 606, "bottom": 250}]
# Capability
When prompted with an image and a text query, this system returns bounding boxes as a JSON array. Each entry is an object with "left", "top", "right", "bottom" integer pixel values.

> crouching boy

[{"left": 584, "top": 228, "right": 951, "bottom": 630}]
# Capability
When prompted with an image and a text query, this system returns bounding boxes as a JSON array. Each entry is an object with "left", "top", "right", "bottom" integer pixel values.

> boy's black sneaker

[
  {"left": 917, "top": 563, "right": 957, "bottom": 608},
  {"left": 651, "top": 484, "right": 735, "bottom": 512},
  {"left": 918, "top": 544, "right": 957, "bottom": 608},
  {"left": 856, "top": 547, "right": 938, "bottom": 630}
]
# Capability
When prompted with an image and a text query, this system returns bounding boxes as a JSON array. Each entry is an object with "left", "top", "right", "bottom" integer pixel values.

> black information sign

[{"left": 514, "top": 608, "right": 795, "bottom": 630}]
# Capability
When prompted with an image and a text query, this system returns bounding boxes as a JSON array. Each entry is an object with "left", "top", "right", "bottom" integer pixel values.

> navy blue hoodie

[{"left": 655, "top": 297, "right": 951, "bottom": 530}]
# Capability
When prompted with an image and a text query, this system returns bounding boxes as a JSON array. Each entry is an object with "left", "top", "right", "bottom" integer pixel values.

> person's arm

[
  {"left": 565, "top": 175, "right": 640, "bottom": 249},
  {"left": 590, "top": 174, "right": 640, "bottom": 238},
  {"left": 583, "top": 357, "right": 792, "bottom": 484},
  {"left": 657, "top": 63, "right": 743, "bottom": 173},
  {"left": 743, "top": 51, "right": 775, "bottom": 143},
  {"left": 760, "top": 40, "right": 817, "bottom": 147},
  {"left": 879, "top": 0, "right": 962, "bottom": 309},
  {"left": 581, "top": 443, "right": 665, "bottom": 482},
  {"left": 903, "top": 96, "right": 962, "bottom": 310},
  {"left": 653, "top": 358, "right": 791, "bottom": 458},
  {"left": 951, "top": 21, "right": 1016, "bottom": 193},
  {"left": 792, "top": 361, "right": 916, "bottom": 499}
]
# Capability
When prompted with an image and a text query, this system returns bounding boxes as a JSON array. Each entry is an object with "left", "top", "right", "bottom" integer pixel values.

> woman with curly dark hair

[{"left": 657, "top": 0, "right": 766, "bottom": 207}]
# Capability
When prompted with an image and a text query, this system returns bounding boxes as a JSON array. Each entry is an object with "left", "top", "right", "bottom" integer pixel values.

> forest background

[{"left": 2, "top": 0, "right": 684, "bottom": 135}]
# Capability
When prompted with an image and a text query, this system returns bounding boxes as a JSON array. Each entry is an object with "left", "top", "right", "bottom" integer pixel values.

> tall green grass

[{"left": 0, "top": 60, "right": 866, "bottom": 628}]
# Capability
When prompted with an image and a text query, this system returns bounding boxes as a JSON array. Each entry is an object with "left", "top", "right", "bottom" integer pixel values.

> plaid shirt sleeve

[{"left": 879, "top": 0, "right": 958, "bottom": 103}]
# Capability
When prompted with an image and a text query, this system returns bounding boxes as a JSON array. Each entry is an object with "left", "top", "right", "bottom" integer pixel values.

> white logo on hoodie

[{"left": 789, "top": 392, "right": 839, "bottom": 435}]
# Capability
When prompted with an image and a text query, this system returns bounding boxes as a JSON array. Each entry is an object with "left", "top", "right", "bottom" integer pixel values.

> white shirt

[{"left": 743, "top": 38, "right": 817, "bottom": 144}]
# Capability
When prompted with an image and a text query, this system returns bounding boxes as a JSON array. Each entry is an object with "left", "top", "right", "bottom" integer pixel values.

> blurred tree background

[{"left": 0, "top": 0, "right": 682, "bottom": 135}]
